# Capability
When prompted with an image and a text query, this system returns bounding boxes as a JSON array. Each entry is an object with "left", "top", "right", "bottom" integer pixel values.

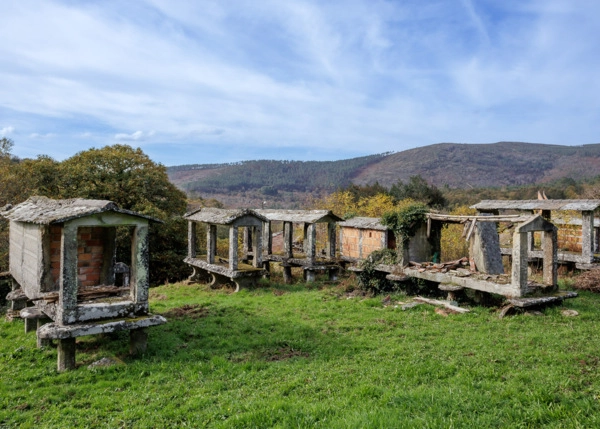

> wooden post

[{"left": 57, "top": 338, "right": 76, "bottom": 371}]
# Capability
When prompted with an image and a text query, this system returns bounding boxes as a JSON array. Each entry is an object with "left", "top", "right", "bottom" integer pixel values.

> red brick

[{"left": 78, "top": 253, "right": 92, "bottom": 261}]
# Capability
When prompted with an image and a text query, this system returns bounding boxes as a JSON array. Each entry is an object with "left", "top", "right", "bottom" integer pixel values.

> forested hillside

[
  {"left": 169, "top": 154, "right": 387, "bottom": 195},
  {"left": 168, "top": 142, "right": 600, "bottom": 208}
]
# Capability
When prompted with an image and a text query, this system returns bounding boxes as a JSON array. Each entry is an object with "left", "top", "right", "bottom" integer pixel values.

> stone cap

[
  {"left": 338, "top": 217, "right": 389, "bottom": 231},
  {"left": 185, "top": 207, "right": 268, "bottom": 225},
  {"left": 472, "top": 199, "right": 600, "bottom": 212},
  {"left": 1, "top": 196, "right": 162, "bottom": 224},
  {"left": 254, "top": 209, "right": 342, "bottom": 223}
]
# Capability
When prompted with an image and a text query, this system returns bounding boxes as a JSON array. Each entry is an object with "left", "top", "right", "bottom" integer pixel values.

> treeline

[
  {"left": 179, "top": 155, "right": 387, "bottom": 194},
  {"left": 0, "top": 140, "right": 191, "bottom": 285}
]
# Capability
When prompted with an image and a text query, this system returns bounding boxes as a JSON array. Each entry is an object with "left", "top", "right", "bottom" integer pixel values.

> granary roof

[
  {"left": 184, "top": 207, "right": 267, "bottom": 224},
  {"left": 1, "top": 196, "right": 161, "bottom": 224},
  {"left": 471, "top": 199, "right": 600, "bottom": 212},
  {"left": 254, "top": 209, "right": 342, "bottom": 223},
  {"left": 337, "top": 217, "right": 389, "bottom": 231}
]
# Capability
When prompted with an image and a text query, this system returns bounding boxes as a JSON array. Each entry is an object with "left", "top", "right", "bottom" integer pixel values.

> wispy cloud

[
  {"left": 1, "top": 0, "right": 599, "bottom": 164},
  {"left": 114, "top": 130, "right": 155, "bottom": 141}
]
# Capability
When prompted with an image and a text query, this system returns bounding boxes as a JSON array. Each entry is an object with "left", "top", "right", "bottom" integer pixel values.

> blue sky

[{"left": 1, "top": 0, "right": 599, "bottom": 166}]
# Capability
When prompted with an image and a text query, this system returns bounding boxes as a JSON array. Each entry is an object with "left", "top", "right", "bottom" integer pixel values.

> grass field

[{"left": 2, "top": 277, "right": 600, "bottom": 428}]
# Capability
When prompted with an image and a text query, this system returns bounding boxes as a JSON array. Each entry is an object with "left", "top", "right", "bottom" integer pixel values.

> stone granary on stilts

[
  {"left": 255, "top": 209, "right": 342, "bottom": 283},
  {"left": 1, "top": 196, "right": 166, "bottom": 371},
  {"left": 184, "top": 208, "right": 268, "bottom": 291},
  {"left": 471, "top": 199, "right": 600, "bottom": 269}
]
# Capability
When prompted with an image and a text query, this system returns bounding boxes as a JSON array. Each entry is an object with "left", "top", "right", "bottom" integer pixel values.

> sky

[{"left": 1, "top": 0, "right": 599, "bottom": 166}]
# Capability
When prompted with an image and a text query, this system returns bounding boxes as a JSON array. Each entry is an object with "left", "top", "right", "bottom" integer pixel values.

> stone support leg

[
  {"left": 57, "top": 338, "right": 76, "bottom": 371},
  {"left": 283, "top": 266, "right": 292, "bottom": 284},
  {"left": 130, "top": 328, "right": 148, "bottom": 355}
]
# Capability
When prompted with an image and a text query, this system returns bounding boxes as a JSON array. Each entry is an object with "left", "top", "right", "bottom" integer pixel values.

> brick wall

[
  {"left": 341, "top": 228, "right": 360, "bottom": 258},
  {"left": 77, "top": 226, "right": 106, "bottom": 287},
  {"left": 50, "top": 225, "right": 62, "bottom": 286},
  {"left": 341, "top": 227, "right": 385, "bottom": 259}
]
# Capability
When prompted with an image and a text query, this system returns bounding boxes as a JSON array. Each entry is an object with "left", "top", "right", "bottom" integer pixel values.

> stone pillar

[
  {"left": 582, "top": 211, "right": 595, "bottom": 263},
  {"left": 59, "top": 224, "right": 78, "bottom": 325},
  {"left": 207, "top": 224, "right": 217, "bottom": 264},
  {"left": 252, "top": 226, "right": 263, "bottom": 267},
  {"left": 283, "top": 266, "right": 292, "bottom": 284},
  {"left": 242, "top": 227, "right": 252, "bottom": 261},
  {"left": 305, "top": 269, "right": 316, "bottom": 282},
  {"left": 283, "top": 222, "right": 293, "bottom": 258},
  {"left": 229, "top": 226, "right": 239, "bottom": 271},
  {"left": 262, "top": 221, "right": 272, "bottom": 256},
  {"left": 469, "top": 220, "right": 504, "bottom": 274},
  {"left": 338, "top": 227, "right": 344, "bottom": 258},
  {"left": 306, "top": 224, "right": 316, "bottom": 262},
  {"left": 57, "top": 337, "right": 76, "bottom": 371},
  {"left": 131, "top": 224, "right": 149, "bottom": 304},
  {"left": 511, "top": 231, "right": 529, "bottom": 295},
  {"left": 37, "top": 317, "right": 52, "bottom": 348},
  {"left": 188, "top": 221, "right": 197, "bottom": 258},
  {"left": 130, "top": 328, "right": 148, "bottom": 355},
  {"left": 25, "top": 317, "right": 36, "bottom": 333},
  {"left": 328, "top": 268, "right": 338, "bottom": 281},
  {"left": 327, "top": 222, "right": 336, "bottom": 259},
  {"left": 543, "top": 229, "right": 558, "bottom": 288}
]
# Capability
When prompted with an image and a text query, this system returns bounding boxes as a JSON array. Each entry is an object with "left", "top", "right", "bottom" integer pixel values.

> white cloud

[
  {"left": 29, "top": 133, "right": 56, "bottom": 139},
  {"left": 0, "top": 126, "right": 14, "bottom": 136},
  {"left": 114, "top": 131, "right": 149, "bottom": 141}
]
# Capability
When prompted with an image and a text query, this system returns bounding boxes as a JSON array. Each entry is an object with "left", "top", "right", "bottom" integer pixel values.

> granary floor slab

[
  {"left": 185, "top": 257, "right": 266, "bottom": 278},
  {"left": 403, "top": 267, "right": 521, "bottom": 297},
  {"left": 37, "top": 314, "right": 166, "bottom": 340}
]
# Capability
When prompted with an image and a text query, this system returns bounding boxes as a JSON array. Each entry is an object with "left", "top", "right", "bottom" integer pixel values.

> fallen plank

[{"left": 414, "top": 296, "right": 470, "bottom": 313}]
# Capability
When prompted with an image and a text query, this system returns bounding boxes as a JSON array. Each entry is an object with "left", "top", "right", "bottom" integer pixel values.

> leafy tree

[
  {"left": 389, "top": 175, "right": 447, "bottom": 208},
  {"left": 58, "top": 145, "right": 190, "bottom": 285}
]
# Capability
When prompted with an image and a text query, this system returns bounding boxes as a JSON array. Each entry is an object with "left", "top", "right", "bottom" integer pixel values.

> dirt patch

[
  {"left": 272, "top": 289, "right": 286, "bottom": 296},
  {"left": 164, "top": 304, "right": 210, "bottom": 319},
  {"left": 264, "top": 346, "right": 309, "bottom": 361}
]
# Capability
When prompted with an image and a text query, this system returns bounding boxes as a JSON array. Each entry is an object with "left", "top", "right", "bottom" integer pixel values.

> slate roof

[
  {"left": 338, "top": 217, "right": 389, "bottom": 231},
  {"left": 254, "top": 209, "right": 342, "bottom": 223},
  {"left": 185, "top": 207, "right": 267, "bottom": 224},
  {"left": 472, "top": 199, "right": 600, "bottom": 212},
  {"left": 1, "top": 196, "right": 161, "bottom": 224}
]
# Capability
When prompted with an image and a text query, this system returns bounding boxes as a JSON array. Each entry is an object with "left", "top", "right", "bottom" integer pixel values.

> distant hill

[{"left": 167, "top": 142, "right": 600, "bottom": 207}]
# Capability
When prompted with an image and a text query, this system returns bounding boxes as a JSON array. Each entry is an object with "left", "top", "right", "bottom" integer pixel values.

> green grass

[{"left": 2, "top": 279, "right": 600, "bottom": 428}]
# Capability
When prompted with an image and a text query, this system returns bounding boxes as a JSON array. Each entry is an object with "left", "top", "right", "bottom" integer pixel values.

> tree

[
  {"left": 58, "top": 145, "right": 190, "bottom": 285},
  {"left": 389, "top": 175, "right": 447, "bottom": 208}
]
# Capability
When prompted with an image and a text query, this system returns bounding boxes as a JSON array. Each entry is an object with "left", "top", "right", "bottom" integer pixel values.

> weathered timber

[{"left": 413, "top": 297, "right": 470, "bottom": 313}]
